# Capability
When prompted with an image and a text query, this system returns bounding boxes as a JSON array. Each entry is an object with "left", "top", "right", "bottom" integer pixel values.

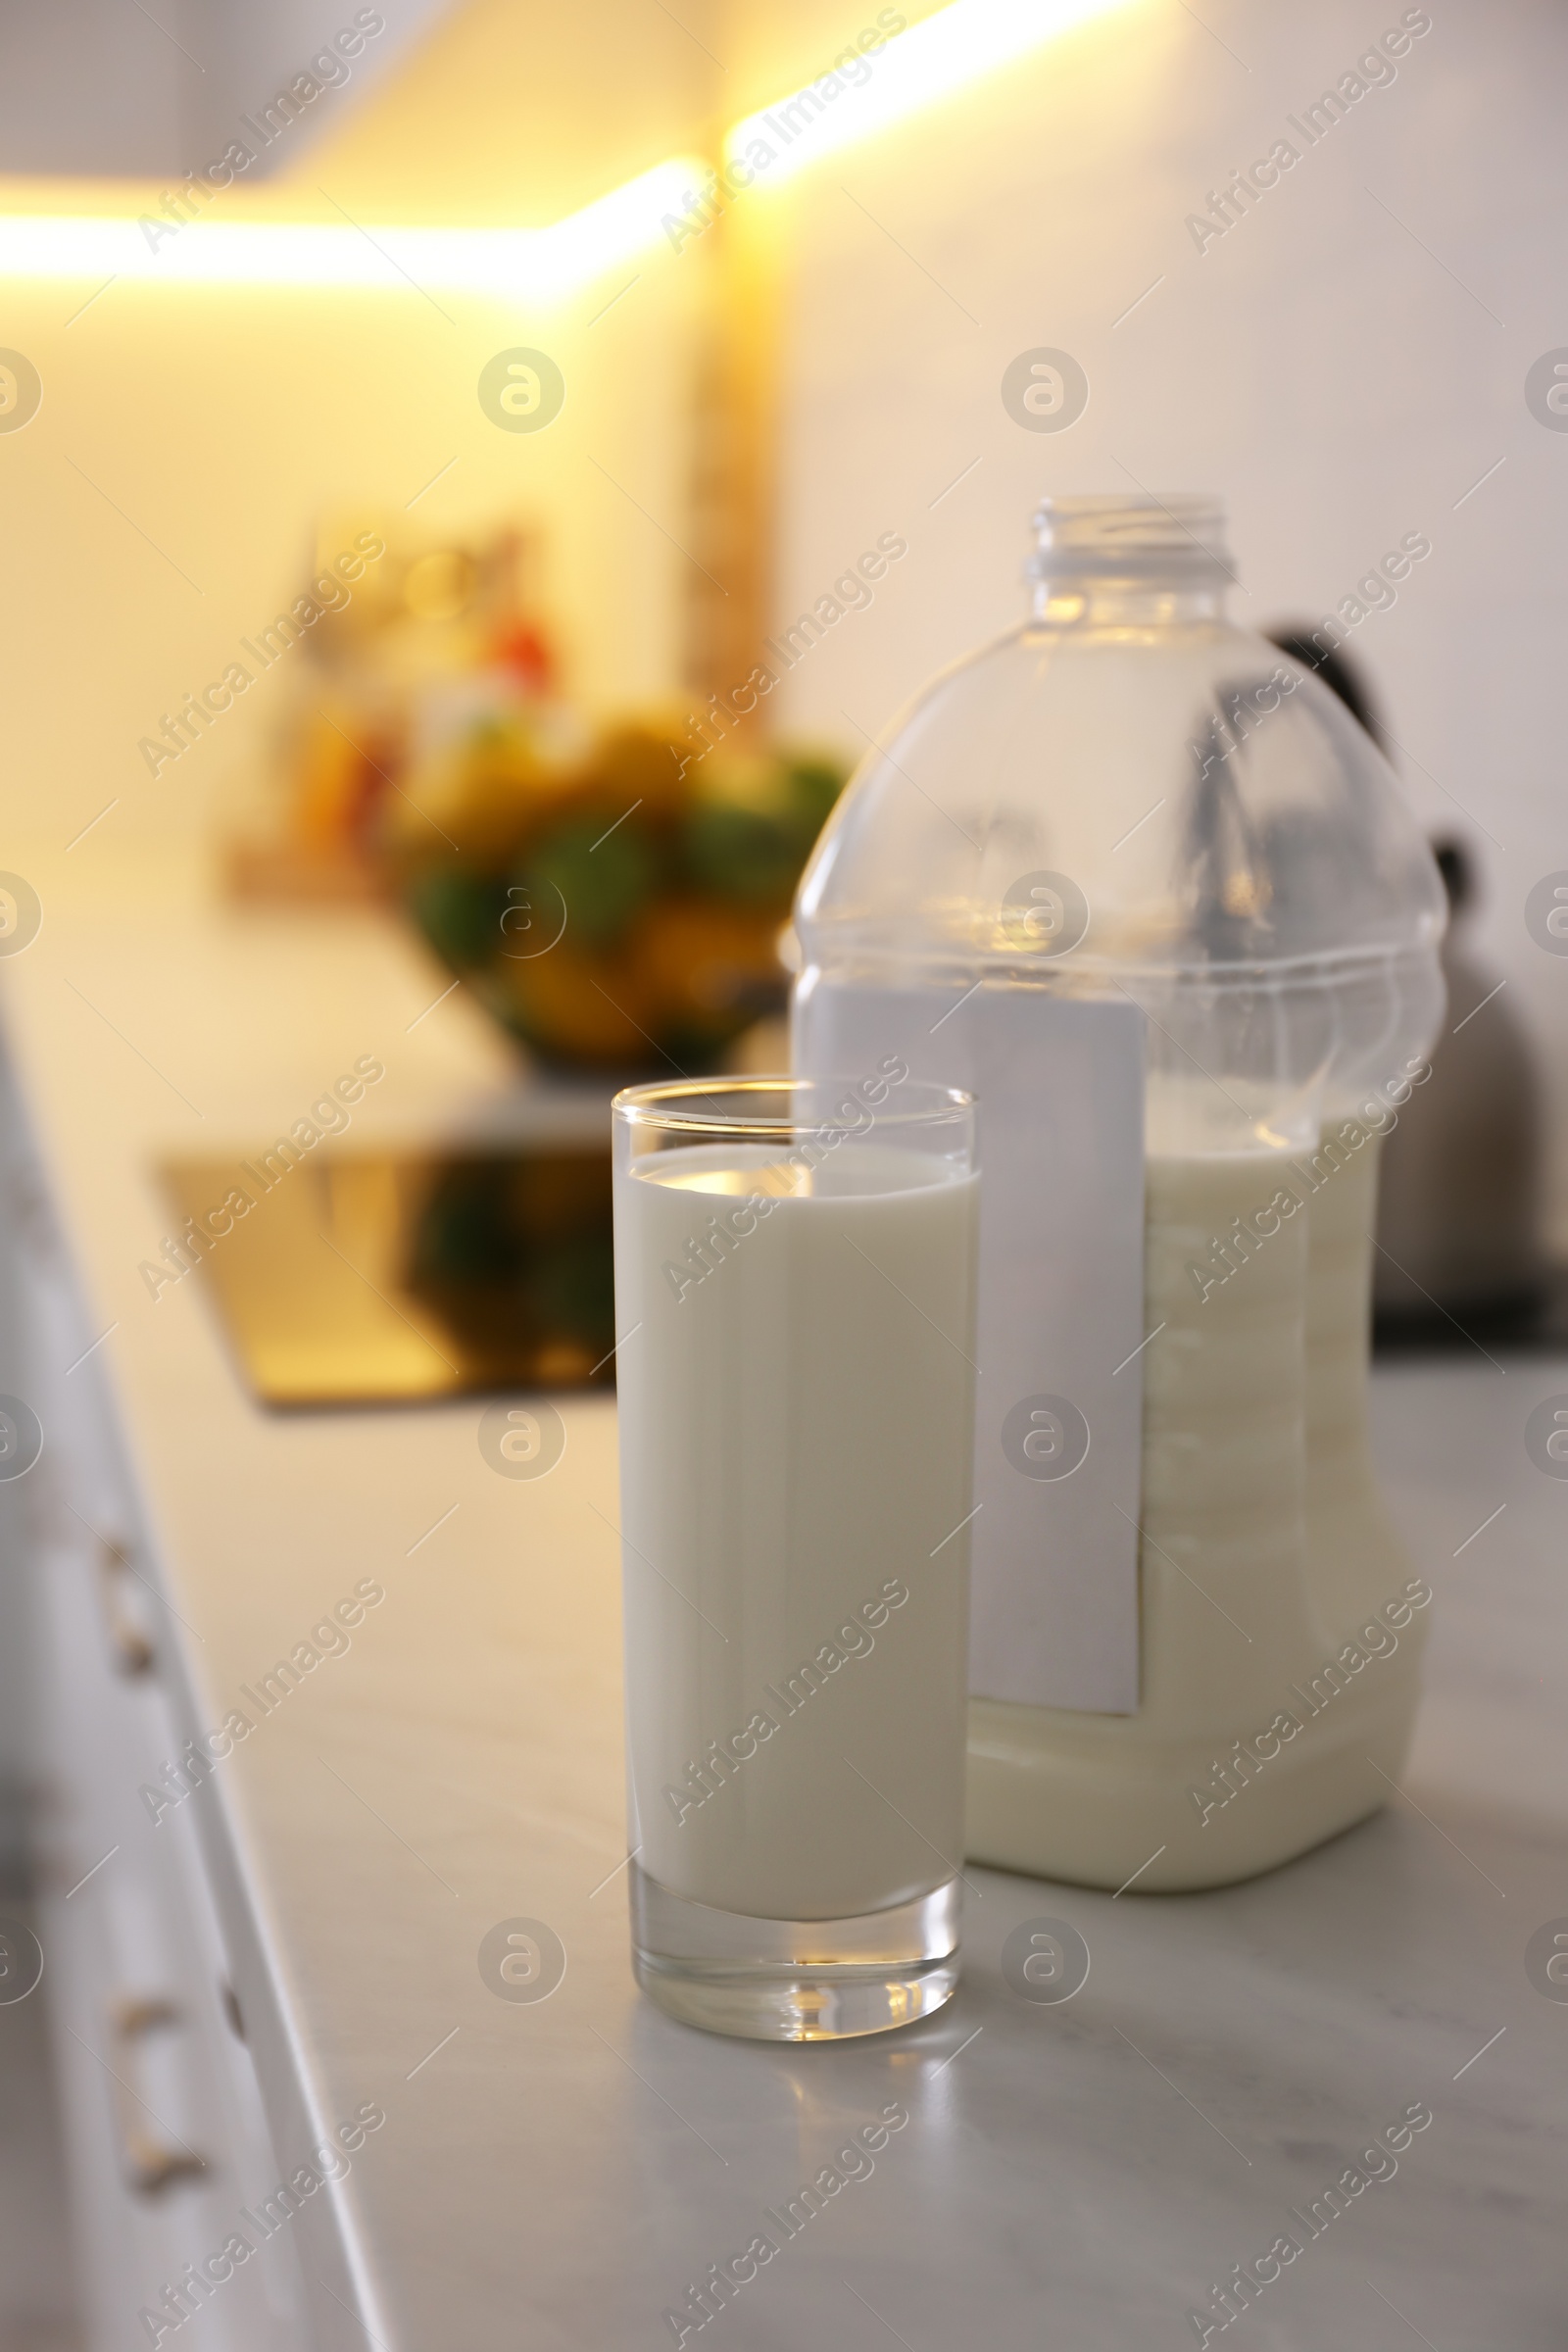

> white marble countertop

[{"left": 5, "top": 850, "right": 1564, "bottom": 2349}]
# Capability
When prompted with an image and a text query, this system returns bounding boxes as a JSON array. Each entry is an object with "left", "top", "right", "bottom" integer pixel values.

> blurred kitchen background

[
  {"left": 3, "top": 0, "right": 1565, "bottom": 1223},
  {"left": 0, "top": 0, "right": 1564, "bottom": 2338},
  {"left": 3, "top": 1, "right": 1565, "bottom": 1146}
]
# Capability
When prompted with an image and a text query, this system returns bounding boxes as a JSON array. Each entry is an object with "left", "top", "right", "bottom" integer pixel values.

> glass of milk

[{"left": 611, "top": 1072, "right": 978, "bottom": 2039}]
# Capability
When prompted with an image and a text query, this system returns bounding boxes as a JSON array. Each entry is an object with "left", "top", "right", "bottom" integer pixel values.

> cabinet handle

[
  {"left": 107, "top": 1995, "right": 208, "bottom": 2196},
  {"left": 95, "top": 1538, "right": 154, "bottom": 1677}
]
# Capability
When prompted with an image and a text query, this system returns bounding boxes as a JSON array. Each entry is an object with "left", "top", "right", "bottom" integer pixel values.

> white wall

[{"left": 0, "top": 249, "right": 701, "bottom": 851}]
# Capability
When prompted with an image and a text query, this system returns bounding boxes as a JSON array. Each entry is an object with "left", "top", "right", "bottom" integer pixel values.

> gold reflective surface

[{"left": 161, "top": 1146, "right": 613, "bottom": 1407}]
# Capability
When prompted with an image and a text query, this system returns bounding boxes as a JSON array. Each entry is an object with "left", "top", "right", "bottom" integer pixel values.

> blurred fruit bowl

[{"left": 383, "top": 713, "right": 845, "bottom": 1072}]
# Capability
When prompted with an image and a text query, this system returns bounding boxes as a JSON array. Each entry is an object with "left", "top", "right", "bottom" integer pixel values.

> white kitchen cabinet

[{"left": 18, "top": 1181, "right": 309, "bottom": 2350}]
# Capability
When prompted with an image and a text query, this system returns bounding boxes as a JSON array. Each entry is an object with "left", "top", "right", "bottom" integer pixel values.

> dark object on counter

[
  {"left": 1372, "top": 837, "right": 1544, "bottom": 1334},
  {"left": 1259, "top": 625, "right": 1542, "bottom": 1354},
  {"left": 1267, "top": 626, "right": 1547, "bottom": 1343},
  {"left": 1266, "top": 628, "right": 1384, "bottom": 746}
]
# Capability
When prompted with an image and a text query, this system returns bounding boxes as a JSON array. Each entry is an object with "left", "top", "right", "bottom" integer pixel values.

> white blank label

[{"left": 793, "top": 977, "right": 1146, "bottom": 1713}]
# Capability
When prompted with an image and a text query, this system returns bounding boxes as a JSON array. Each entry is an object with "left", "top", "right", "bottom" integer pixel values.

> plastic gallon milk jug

[{"left": 792, "top": 494, "right": 1446, "bottom": 1891}]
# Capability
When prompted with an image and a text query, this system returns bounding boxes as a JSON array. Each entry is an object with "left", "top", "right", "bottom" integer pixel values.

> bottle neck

[
  {"left": 1029, "top": 572, "right": 1227, "bottom": 628},
  {"left": 1026, "top": 494, "right": 1234, "bottom": 625}
]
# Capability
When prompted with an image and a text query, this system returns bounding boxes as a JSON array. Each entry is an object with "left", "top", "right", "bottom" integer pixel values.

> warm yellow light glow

[
  {"left": 0, "top": 158, "right": 704, "bottom": 300},
  {"left": 726, "top": 0, "right": 1138, "bottom": 183},
  {"left": 0, "top": 0, "right": 1137, "bottom": 296}
]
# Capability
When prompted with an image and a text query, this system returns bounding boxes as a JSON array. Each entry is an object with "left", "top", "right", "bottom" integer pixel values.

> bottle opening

[{"left": 1029, "top": 493, "right": 1233, "bottom": 585}]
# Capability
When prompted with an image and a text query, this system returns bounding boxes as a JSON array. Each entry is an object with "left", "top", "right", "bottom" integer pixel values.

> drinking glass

[{"left": 612, "top": 1072, "right": 978, "bottom": 2039}]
